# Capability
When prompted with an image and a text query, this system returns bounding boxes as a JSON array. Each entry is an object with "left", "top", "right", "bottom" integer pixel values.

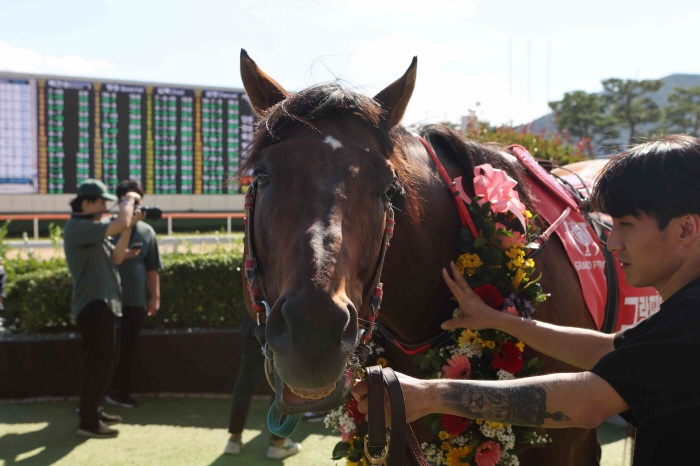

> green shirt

[
  {"left": 111, "top": 221, "right": 162, "bottom": 308},
  {"left": 63, "top": 216, "right": 122, "bottom": 319}
]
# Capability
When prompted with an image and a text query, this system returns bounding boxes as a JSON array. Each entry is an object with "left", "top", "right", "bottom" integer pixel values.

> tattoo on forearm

[{"left": 441, "top": 384, "right": 571, "bottom": 427}]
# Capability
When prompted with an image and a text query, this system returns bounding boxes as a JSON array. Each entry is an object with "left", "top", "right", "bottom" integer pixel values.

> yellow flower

[
  {"left": 347, "top": 461, "right": 360, "bottom": 466},
  {"left": 476, "top": 419, "right": 483, "bottom": 425},
  {"left": 376, "top": 357, "right": 388, "bottom": 368},
  {"left": 485, "top": 421, "right": 505, "bottom": 430},
  {"left": 525, "top": 259, "right": 535, "bottom": 268},
  {"left": 361, "top": 458, "right": 369, "bottom": 466},
  {"left": 483, "top": 340, "right": 496, "bottom": 349},
  {"left": 512, "top": 268, "right": 525, "bottom": 289},
  {"left": 526, "top": 210, "right": 533, "bottom": 218},
  {"left": 516, "top": 341, "right": 525, "bottom": 352},
  {"left": 446, "top": 446, "right": 472, "bottom": 466},
  {"left": 438, "top": 430, "right": 451, "bottom": 441},
  {"left": 458, "top": 329, "right": 479, "bottom": 348},
  {"left": 506, "top": 245, "right": 526, "bottom": 270},
  {"left": 456, "top": 253, "right": 483, "bottom": 276},
  {"left": 442, "top": 441, "right": 451, "bottom": 450}
]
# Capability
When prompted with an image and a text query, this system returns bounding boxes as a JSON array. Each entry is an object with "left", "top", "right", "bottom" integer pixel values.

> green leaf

[
  {"left": 473, "top": 236, "right": 488, "bottom": 248},
  {"left": 459, "top": 227, "right": 474, "bottom": 242},
  {"left": 332, "top": 441, "right": 351, "bottom": 459},
  {"left": 420, "top": 358, "right": 430, "bottom": 370},
  {"left": 348, "top": 449, "right": 364, "bottom": 462}
]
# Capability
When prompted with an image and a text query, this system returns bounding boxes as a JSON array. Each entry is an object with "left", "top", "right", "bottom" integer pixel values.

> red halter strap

[
  {"left": 244, "top": 183, "right": 267, "bottom": 317},
  {"left": 414, "top": 134, "right": 479, "bottom": 239}
]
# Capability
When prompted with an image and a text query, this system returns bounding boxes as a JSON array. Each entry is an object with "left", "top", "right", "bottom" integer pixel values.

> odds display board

[{"left": 0, "top": 73, "right": 254, "bottom": 194}]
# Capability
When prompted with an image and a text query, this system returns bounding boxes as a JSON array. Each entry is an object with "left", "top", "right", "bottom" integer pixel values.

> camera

[{"left": 139, "top": 206, "right": 163, "bottom": 220}]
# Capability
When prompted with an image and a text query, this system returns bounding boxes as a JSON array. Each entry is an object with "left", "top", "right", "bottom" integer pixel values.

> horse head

[{"left": 240, "top": 50, "right": 417, "bottom": 414}]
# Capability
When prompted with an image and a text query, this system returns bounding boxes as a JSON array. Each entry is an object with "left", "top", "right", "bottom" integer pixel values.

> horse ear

[
  {"left": 240, "top": 49, "right": 290, "bottom": 115},
  {"left": 373, "top": 56, "right": 417, "bottom": 128}
]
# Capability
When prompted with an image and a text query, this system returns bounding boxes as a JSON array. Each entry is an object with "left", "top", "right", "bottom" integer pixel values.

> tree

[
  {"left": 601, "top": 79, "right": 663, "bottom": 144},
  {"left": 549, "top": 91, "right": 619, "bottom": 158},
  {"left": 665, "top": 86, "right": 700, "bottom": 136}
]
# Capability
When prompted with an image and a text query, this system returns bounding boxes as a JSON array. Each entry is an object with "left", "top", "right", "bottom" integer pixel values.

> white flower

[{"left": 498, "top": 369, "right": 516, "bottom": 380}]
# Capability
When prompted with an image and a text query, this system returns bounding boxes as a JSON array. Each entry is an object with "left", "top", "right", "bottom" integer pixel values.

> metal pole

[
  {"left": 34, "top": 217, "right": 39, "bottom": 240},
  {"left": 227, "top": 216, "right": 231, "bottom": 234},
  {"left": 168, "top": 216, "right": 172, "bottom": 236}
]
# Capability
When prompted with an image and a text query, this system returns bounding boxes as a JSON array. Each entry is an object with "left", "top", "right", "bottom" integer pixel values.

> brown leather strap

[
  {"left": 405, "top": 424, "right": 430, "bottom": 466},
  {"left": 382, "top": 368, "right": 406, "bottom": 466},
  {"left": 366, "top": 365, "right": 387, "bottom": 460}
]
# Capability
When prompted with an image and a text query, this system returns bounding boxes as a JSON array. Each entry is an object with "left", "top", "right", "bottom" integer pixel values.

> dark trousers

[
  {"left": 77, "top": 300, "right": 120, "bottom": 427},
  {"left": 228, "top": 316, "right": 281, "bottom": 441},
  {"left": 111, "top": 306, "right": 146, "bottom": 397}
]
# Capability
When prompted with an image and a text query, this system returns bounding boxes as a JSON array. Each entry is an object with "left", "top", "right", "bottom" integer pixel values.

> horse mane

[{"left": 416, "top": 125, "right": 534, "bottom": 210}]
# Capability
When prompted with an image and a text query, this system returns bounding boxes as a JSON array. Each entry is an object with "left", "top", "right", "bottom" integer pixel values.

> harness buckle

[{"left": 364, "top": 437, "right": 390, "bottom": 465}]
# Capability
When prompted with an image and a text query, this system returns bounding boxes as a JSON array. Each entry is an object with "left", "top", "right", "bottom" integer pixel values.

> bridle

[{"left": 243, "top": 176, "right": 398, "bottom": 397}]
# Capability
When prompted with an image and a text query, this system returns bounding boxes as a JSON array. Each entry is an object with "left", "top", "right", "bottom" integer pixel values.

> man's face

[
  {"left": 82, "top": 198, "right": 107, "bottom": 216},
  {"left": 608, "top": 212, "right": 682, "bottom": 291}
]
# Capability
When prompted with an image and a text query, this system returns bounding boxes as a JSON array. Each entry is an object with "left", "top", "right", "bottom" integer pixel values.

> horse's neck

[{"left": 377, "top": 139, "right": 464, "bottom": 343}]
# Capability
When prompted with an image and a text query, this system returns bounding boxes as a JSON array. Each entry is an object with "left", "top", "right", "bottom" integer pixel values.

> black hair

[
  {"left": 70, "top": 195, "right": 100, "bottom": 213},
  {"left": 591, "top": 134, "right": 700, "bottom": 230},
  {"left": 116, "top": 179, "right": 144, "bottom": 199}
]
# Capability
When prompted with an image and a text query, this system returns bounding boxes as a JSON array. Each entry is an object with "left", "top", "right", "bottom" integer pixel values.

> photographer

[
  {"left": 106, "top": 180, "right": 163, "bottom": 409},
  {"left": 63, "top": 179, "right": 145, "bottom": 439}
]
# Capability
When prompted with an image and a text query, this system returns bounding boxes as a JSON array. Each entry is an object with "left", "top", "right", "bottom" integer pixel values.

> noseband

[{"left": 243, "top": 178, "right": 397, "bottom": 398}]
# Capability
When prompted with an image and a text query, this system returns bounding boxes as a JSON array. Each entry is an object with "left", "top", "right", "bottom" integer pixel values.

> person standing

[
  {"left": 225, "top": 314, "right": 302, "bottom": 459},
  {"left": 106, "top": 179, "right": 162, "bottom": 409},
  {"left": 64, "top": 179, "right": 145, "bottom": 438}
]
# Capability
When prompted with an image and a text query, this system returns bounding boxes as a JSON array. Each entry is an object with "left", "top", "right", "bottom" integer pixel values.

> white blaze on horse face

[
  {"left": 324, "top": 135, "right": 343, "bottom": 151},
  {"left": 306, "top": 210, "right": 343, "bottom": 286}
]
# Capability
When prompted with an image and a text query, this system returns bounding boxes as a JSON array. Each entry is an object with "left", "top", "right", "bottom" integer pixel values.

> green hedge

[{"left": 4, "top": 252, "right": 245, "bottom": 334}]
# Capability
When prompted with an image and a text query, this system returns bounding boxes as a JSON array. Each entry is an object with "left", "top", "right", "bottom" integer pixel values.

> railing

[{"left": 0, "top": 213, "right": 246, "bottom": 239}]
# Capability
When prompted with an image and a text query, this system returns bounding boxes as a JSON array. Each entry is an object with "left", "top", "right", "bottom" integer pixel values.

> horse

[{"left": 239, "top": 50, "right": 601, "bottom": 466}]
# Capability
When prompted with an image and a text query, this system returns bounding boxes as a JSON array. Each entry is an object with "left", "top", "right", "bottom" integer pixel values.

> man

[
  {"left": 64, "top": 179, "right": 145, "bottom": 438},
  {"left": 224, "top": 312, "right": 302, "bottom": 459},
  {"left": 106, "top": 179, "right": 162, "bottom": 409},
  {"left": 352, "top": 135, "right": 700, "bottom": 465}
]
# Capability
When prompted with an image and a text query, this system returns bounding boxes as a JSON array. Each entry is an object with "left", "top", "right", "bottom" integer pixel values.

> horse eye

[
  {"left": 256, "top": 173, "right": 270, "bottom": 185},
  {"left": 385, "top": 180, "right": 400, "bottom": 199}
]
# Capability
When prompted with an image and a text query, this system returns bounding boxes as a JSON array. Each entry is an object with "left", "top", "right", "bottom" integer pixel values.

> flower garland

[{"left": 326, "top": 164, "right": 550, "bottom": 466}]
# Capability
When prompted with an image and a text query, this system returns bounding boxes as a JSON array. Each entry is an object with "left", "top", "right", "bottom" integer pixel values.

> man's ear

[
  {"left": 679, "top": 214, "right": 700, "bottom": 243},
  {"left": 373, "top": 57, "right": 417, "bottom": 129},
  {"left": 240, "top": 49, "right": 289, "bottom": 116}
]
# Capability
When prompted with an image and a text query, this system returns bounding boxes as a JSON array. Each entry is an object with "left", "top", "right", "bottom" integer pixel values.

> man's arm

[
  {"left": 354, "top": 371, "right": 628, "bottom": 430},
  {"left": 111, "top": 226, "right": 133, "bottom": 265},
  {"left": 146, "top": 270, "right": 160, "bottom": 316},
  {"left": 442, "top": 262, "right": 615, "bottom": 369},
  {"left": 105, "top": 192, "right": 140, "bottom": 237}
]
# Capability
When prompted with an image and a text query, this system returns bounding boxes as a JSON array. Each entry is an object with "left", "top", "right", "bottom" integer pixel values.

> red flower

[
  {"left": 491, "top": 341, "right": 524, "bottom": 374},
  {"left": 346, "top": 397, "right": 364, "bottom": 424},
  {"left": 475, "top": 440, "right": 502, "bottom": 466},
  {"left": 474, "top": 284, "right": 504, "bottom": 309},
  {"left": 441, "top": 414, "right": 471, "bottom": 436}
]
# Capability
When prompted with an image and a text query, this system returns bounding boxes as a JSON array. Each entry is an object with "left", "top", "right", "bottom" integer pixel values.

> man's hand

[
  {"left": 123, "top": 192, "right": 142, "bottom": 205},
  {"left": 148, "top": 296, "right": 160, "bottom": 316},
  {"left": 129, "top": 209, "right": 146, "bottom": 228},
  {"left": 123, "top": 248, "right": 141, "bottom": 260},
  {"left": 351, "top": 372, "right": 433, "bottom": 427},
  {"left": 441, "top": 261, "right": 505, "bottom": 331}
]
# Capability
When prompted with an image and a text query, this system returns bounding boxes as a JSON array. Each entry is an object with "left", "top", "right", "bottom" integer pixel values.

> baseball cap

[{"left": 76, "top": 179, "right": 118, "bottom": 201}]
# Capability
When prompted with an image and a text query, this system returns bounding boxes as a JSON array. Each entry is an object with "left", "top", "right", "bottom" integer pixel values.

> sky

[{"left": 2, "top": 0, "right": 700, "bottom": 127}]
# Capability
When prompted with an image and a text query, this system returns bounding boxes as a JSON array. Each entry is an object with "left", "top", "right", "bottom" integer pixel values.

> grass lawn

[{"left": 0, "top": 398, "right": 629, "bottom": 465}]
